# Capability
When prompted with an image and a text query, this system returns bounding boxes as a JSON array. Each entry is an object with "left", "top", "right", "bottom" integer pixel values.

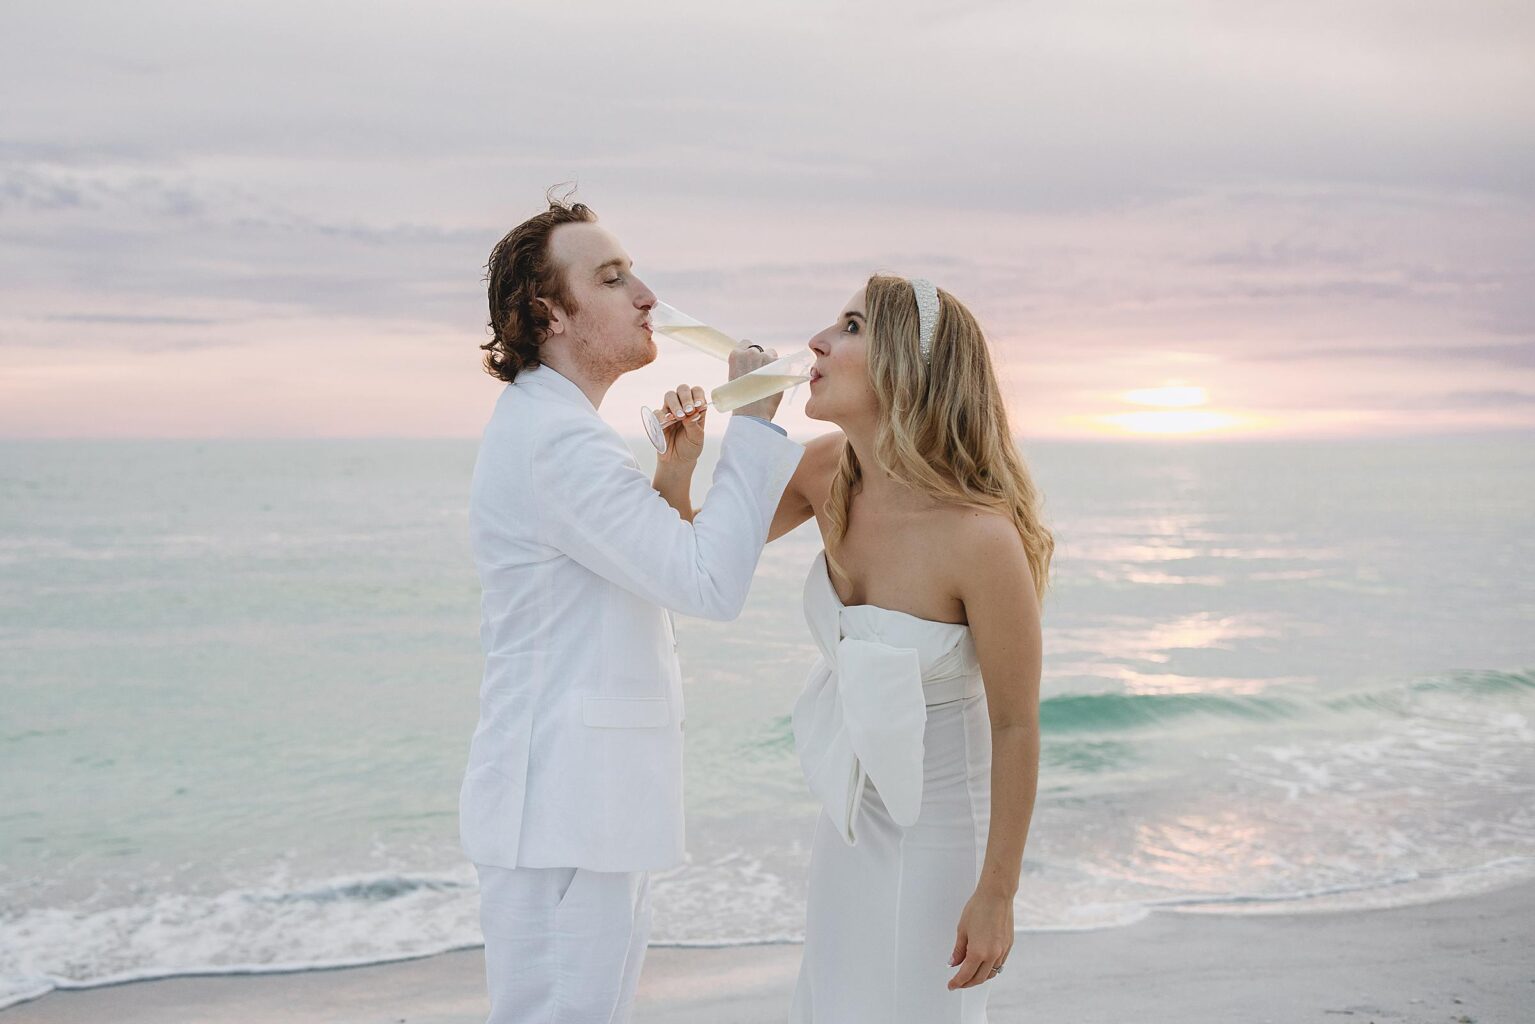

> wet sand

[{"left": 6, "top": 879, "right": 1531, "bottom": 1023}]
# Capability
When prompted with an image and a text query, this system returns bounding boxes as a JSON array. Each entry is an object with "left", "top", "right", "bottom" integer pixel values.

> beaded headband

[{"left": 909, "top": 277, "right": 939, "bottom": 363}]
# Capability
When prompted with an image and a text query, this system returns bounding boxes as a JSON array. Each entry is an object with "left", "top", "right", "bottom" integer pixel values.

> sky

[{"left": 2, "top": 0, "right": 1532, "bottom": 441}]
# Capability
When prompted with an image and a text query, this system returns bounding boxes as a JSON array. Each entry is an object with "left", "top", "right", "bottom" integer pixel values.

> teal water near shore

[{"left": 2, "top": 435, "right": 1532, "bottom": 1008}]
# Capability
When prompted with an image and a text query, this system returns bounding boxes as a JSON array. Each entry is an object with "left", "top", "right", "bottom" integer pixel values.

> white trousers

[{"left": 474, "top": 863, "right": 653, "bottom": 1024}]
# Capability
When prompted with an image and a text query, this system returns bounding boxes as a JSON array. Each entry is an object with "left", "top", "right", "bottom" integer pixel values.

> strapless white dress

[{"left": 789, "top": 551, "right": 994, "bottom": 1023}]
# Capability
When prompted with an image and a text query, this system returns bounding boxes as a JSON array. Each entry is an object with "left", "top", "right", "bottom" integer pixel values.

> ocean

[{"left": 1, "top": 435, "right": 1532, "bottom": 1009}]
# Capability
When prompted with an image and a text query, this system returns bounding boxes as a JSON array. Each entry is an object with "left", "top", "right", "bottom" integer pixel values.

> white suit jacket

[{"left": 460, "top": 364, "right": 804, "bottom": 872}]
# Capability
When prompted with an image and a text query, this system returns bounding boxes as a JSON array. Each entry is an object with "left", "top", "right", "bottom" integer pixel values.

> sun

[
  {"left": 1120, "top": 385, "right": 1209, "bottom": 408},
  {"left": 1100, "top": 409, "right": 1246, "bottom": 434},
  {"left": 1086, "top": 382, "right": 1261, "bottom": 437}
]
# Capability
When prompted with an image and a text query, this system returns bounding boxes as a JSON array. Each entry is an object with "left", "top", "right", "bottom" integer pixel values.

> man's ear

[{"left": 535, "top": 296, "right": 565, "bottom": 337}]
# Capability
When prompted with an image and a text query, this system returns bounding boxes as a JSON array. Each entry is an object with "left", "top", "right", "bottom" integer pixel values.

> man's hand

[
  {"left": 656, "top": 383, "right": 707, "bottom": 465},
  {"left": 728, "top": 341, "right": 784, "bottom": 421}
]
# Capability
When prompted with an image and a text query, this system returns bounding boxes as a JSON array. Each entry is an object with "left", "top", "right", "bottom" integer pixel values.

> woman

[
  {"left": 774, "top": 275, "right": 1049, "bottom": 1022},
  {"left": 651, "top": 274, "right": 1048, "bottom": 1021}
]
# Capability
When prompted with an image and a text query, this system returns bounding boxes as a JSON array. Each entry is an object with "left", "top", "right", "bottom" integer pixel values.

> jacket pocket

[
  {"left": 582, "top": 696, "right": 671, "bottom": 729},
  {"left": 458, "top": 761, "right": 525, "bottom": 868}
]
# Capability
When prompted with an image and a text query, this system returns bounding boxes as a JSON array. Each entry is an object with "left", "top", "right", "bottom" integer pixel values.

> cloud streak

[{"left": 0, "top": 1, "right": 1531, "bottom": 437}]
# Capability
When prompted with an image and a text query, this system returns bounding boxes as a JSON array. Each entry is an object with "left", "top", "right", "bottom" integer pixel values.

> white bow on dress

[{"left": 792, "top": 552, "right": 965, "bottom": 846}]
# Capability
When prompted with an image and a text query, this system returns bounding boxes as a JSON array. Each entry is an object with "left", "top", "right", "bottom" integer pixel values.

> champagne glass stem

[{"left": 641, "top": 351, "right": 812, "bottom": 454}]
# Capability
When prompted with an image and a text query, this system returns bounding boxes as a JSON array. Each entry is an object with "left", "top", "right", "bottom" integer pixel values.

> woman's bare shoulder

[
  {"left": 777, "top": 431, "right": 846, "bottom": 526},
  {"left": 796, "top": 431, "right": 846, "bottom": 488},
  {"left": 803, "top": 431, "right": 846, "bottom": 465},
  {"left": 941, "top": 505, "right": 1028, "bottom": 564}
]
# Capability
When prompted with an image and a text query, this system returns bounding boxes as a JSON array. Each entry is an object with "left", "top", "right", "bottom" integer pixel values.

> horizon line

[{"left": 3, "top": 427, "right": 1532, "bottom": 445}]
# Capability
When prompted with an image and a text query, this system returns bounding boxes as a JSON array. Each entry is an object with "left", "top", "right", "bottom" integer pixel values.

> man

[{"left": 461, "top": 195, "right": 803, "bottom": 1023}]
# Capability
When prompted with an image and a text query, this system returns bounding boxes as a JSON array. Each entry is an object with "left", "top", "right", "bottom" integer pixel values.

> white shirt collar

[{"left": 516, "top": 363, "right": 595, "bottom": 411}]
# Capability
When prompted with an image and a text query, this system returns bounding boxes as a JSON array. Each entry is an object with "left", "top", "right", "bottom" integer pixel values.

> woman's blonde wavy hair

[{"left": 824, "top": 275, "right": 1054, "bottom": 604}]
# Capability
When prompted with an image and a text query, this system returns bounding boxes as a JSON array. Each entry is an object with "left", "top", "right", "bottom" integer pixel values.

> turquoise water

[{"left": 2, "top": 436, "right": 1532, "bottom": 1006}]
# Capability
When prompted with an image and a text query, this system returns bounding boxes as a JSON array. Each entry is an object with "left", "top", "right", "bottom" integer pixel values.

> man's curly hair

[{"left": 481, "top": 191, "right": 598, "bottom": 383}]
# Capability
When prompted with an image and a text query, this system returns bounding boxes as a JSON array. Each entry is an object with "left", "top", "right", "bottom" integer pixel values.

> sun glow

[
  {"left": 1101, "top": 409, "right": 1246, "bottom": 434},
  {"left": 1084, "top": 381, "right": 1262, "bottom": 437},
  {"left": 1121, "top": 385, "right": 1209, "bottom": 408}
]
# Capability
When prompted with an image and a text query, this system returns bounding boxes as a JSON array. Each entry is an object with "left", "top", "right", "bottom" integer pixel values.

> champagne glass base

[{"left": 641, "top": 406, "right": 669, "bottom": 454}]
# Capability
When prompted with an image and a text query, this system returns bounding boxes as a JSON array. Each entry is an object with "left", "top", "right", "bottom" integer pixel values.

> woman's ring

[
  {"left": 989, "top": 965, "right": 1003, "bottom": 975},
  {"left": 746, "top": 344, "right": 764, "bottom": 352}
]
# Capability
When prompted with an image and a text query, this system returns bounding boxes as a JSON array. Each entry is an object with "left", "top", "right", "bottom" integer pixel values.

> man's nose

[{"left": 633, "top": 277, "right": 657, "bottom": 309}]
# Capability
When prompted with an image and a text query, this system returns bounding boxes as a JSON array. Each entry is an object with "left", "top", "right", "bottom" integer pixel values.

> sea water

[{"left": 1, "top": 435, "right": 1531, "bottom": 1007}]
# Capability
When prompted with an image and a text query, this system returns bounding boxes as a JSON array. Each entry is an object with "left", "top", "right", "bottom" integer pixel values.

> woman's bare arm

[
  {"left": 945, "top": 512, "right": 1043, "bottom": 989},
  {"left": 767, "top": 432, "right": 844, "bottom": 542}
]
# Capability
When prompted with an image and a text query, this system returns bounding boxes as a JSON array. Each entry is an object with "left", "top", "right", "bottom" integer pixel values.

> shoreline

[{"left": 6, "top": 878, "right": 1531, "bottom": 1023}]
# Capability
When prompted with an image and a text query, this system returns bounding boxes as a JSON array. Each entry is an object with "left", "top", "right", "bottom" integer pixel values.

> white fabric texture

[
  {"left": 790, "top": 551, "right": 994, "bottom": 1023},
  {"left": 475, "top": 863, "right": 651, "bottom": 1024},
  {"left": 460, "top": 364, "right": 804, "bottom": 872}
]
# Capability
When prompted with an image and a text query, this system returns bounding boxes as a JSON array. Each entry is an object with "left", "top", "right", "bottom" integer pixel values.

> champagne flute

[
  {"left": 642, "top": 349, "right": 813, "bottom": 454},
  {"left": 648, "top": 300, "right": 741, "bottom": 360}
]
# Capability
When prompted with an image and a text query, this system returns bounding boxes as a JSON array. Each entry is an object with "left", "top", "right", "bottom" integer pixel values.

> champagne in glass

[
  {"left": 649, "top": 300, "right": 739, "bottom": 361},
  {"left": 642, "top": 350, "right": 812, "bottom": 453},
  {"left": 710, "top": 355, "right": 813, "bottom": 411}
]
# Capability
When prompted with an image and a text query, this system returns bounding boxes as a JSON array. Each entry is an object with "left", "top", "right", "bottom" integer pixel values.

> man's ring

[{"left": 746, "top": 344, "right": 764, "bottom": 352}]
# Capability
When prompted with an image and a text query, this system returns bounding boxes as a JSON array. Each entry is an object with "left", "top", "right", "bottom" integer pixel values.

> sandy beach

[{"left": 6, "top": 878, "right": 1530, "bottom": 1024}]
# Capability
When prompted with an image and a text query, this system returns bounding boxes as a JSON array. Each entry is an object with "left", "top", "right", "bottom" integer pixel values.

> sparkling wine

[
  {"left": 710, "top": 372, "right": 811, "bottom": 412},
  {"left": 653, "top": 323, "right": 740, "bottom": 361},
  {"left": 640, "top": 302, "right": 811, "bottom": 454}
]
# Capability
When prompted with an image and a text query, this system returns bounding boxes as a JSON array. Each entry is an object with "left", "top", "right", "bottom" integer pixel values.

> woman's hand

[
  {"left": 657, "top": 383, "right": 707, "bottom": 465},
  {"left": 946, "top": 887, "right": 1014, "bottom": 990},
  {"left": 727, "top": 341, "right": 781, "bottom": 421}
]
